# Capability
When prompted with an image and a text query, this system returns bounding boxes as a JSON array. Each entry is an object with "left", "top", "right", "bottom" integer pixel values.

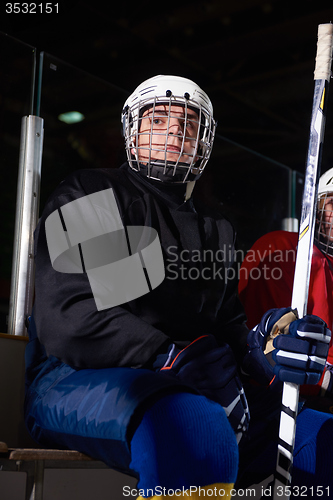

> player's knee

[
  {"left": 293, "top": 408, "right": 333, "bottom": 486},
  {"left": 130, "top": 391, "right": 239, "bottom": 490}
]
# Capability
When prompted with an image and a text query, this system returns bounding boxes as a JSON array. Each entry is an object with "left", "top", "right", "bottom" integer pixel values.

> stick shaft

[
  {"left": 273, "top": 24, "right": 333, "bottom": 500},
  {"left": 292, "top": 78, "right": 328, "bottom": 316}
]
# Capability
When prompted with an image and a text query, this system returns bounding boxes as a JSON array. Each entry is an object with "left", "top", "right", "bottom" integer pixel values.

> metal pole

[{"left": 8, "top": 116, "right": 44, "bottom": 336}]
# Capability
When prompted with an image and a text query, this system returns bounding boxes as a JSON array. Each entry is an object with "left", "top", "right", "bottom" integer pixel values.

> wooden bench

[
  {"left": 0, "top": 440, "right": 111, "bottom": 500},
  {"left": 0, "top": 333, "right": 135, "bottom": 500}
]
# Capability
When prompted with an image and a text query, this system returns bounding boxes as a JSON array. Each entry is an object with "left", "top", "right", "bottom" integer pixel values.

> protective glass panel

[
  {"left": 195, "top": 132, "right": 304, "bottom": 257},
  {"left": 36, "top": 52, "right": 128, "bottom": 211}
]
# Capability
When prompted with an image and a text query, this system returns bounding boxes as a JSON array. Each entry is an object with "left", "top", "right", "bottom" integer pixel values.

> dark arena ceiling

[{"left": 1, "top": 0, "right": 333, "bottom": 329}]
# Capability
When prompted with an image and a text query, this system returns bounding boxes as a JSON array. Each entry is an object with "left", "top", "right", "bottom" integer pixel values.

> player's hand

[
  {"left": 242, "top": 307, "right": 294, "bottom": 387},
  {"left": 157, "top": 335, "right": 250, "bottom": 441},
  {"left": 272, "top": 315, "right": 331, "bottom": 385},
  {"left": 243, "top": 307, "right": 331, "bottom": 387}
]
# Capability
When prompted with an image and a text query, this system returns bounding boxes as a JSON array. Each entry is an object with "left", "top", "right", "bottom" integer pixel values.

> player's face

[
  {"left": 320, "top": 194, "right": 333, "bottom": 240},
  {"left": 134, "top": 104, "right": 200, "bottom": 165}
]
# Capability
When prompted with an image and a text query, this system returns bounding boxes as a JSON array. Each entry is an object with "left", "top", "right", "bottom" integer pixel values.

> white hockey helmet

[
  {"left": 121, "top": 75, "right": 216, "bottom": 183},
  {"left": 315, "top": 167, "right": 333, "bottom": 256},
  {"left": 318, "top": 168, "right": 333, "bottom": 197}
]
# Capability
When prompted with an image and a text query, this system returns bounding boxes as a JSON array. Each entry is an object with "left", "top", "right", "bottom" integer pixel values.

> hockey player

[
  {"left": 24, "top": 75, "right": 333, "bottom": 498},
  {"left": 238, "top": 167, "right": 333, "bottom": 399}
]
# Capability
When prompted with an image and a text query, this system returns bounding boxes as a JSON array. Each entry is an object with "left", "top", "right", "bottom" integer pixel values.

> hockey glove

[
  {"left": 158, "top": 335, "right": 250, "bottom": 442},
  {"left": 242, "top": 307, "right": 296, "bottom": 387},
  {"left": 272, "top": 314, "right": 331, "bottom": 385},
  {"left": 153, "top": 344, "right": 181, "bottom": 371},
  {"left": 243, "top": 307, "right": 331, "bottom": 387}
]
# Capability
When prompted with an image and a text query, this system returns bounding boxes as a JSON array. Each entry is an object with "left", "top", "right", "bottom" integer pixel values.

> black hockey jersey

[{"left": 32, "top": 163, "right": 249, "bottom": 370}]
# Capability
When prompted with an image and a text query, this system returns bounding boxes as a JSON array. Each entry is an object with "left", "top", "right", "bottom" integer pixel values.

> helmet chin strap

[
  {"left": 130, "top": 157, "right": 196, "bottom": 202},
  {"left": 185, "top": 181, "right": 196, "bottom": 201},
  {"left": 131, "top": 157, "right": 201, "bottom": 183}
]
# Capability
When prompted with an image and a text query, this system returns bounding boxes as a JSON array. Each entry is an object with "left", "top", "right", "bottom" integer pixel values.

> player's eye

[
  {"left": 187, "top": 116, "right": 199, "bottom": 128},
  {"left": 150, "top": 116, "right": 166, "bottom": 126}
]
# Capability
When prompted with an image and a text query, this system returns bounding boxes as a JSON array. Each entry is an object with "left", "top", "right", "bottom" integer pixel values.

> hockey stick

[{"left": 273, "top": 24, "right": 333, "bottom": 499}]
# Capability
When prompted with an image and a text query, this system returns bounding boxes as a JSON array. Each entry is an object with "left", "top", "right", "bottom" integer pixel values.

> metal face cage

[
  {"left": 315, "top": 192, "right": 333, "bottom": 257},
  {"left": 121, "top": 76, "right": 216, "bottom": 183}
]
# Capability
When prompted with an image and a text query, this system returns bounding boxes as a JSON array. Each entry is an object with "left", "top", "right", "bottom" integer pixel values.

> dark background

[
  {"left": 2, "top": 0, "right": 333, "bottom": 168},
  {"left": 1, "top": 0, "right": 333, "bottom": 331}
]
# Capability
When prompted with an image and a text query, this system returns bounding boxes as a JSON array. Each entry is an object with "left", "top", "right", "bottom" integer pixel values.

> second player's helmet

[
  {"left": 315, "top": 167, "right": 333, "bottom": 257},
  {"left": 121, "top": 75, "right": 216, "bottom": 183}
]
